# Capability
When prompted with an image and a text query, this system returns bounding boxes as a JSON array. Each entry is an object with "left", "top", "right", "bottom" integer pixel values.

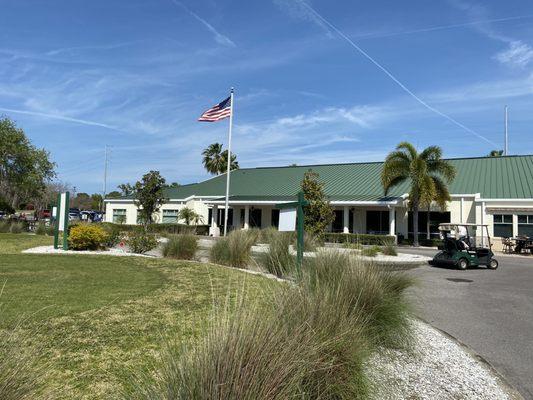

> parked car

[
  {"left": 38, "top": 209, "right": 51, "bottom": 219},
  {"left": 69, "top": 208, "right": 81, "bottom": 221}
]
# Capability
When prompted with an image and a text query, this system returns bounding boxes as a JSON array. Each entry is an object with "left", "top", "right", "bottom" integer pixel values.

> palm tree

[
  {"left": 202, "top": 143, "right": 224, "bottom": 175},
  {"left": 202, "top": 143, "right": 239, "bottom": 175},
  {"left": 381, "top": 142, "right": 456, "bottom": 247},
  {"left": 489, "top": 150, "right": 504, "bottom": 157},
  {"left": 178, "top": 207, "right": 204, "bottom": 225},
  {"left": 220, "top": 150, "right": 239, "bottom": 173}
]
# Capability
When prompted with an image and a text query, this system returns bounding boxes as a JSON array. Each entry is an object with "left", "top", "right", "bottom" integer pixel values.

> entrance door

[{"left": 249, "top": 208, "right": 262, "bottom": 228}]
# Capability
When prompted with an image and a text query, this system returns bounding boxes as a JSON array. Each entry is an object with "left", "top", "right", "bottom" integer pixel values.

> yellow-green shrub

[{"left": 68, "top": 224, "right": 109, "bottom": 250}]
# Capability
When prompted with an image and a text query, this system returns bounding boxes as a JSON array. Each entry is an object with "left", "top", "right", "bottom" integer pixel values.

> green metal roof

[{"left": 149, "top": 155, "right": 533, "bottom": 202}]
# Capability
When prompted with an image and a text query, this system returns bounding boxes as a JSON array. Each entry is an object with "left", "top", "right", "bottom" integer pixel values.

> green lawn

[
  {"left": 0, "top": 234, "right": 269, "bottom": 399},
  {"left": 0, "top": 232, "right": 54, "bottom": 254}
]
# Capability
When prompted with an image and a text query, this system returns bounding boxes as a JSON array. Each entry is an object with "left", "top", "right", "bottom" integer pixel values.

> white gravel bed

[
  {"left": 367, "top": 319, "right": 516, "bottom": 400},
  {"left": 22, "top": 245, "right": 154, "bottom": 257},
  {"left": 249, "top": 244, "right": 430, "bottom": 264}
]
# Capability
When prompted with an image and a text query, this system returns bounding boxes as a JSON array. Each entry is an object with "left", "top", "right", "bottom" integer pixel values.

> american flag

[{"left": 198, "top": 96, "right": 231, "bottom": 122}]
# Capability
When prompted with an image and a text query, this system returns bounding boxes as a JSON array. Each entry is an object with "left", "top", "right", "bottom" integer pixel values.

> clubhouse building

[{"left": 105, "top": 155, "right": 533, "bottom": 247}]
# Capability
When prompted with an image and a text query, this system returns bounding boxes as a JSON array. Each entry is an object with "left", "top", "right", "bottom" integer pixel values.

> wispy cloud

[
  {"left": 449, "top": 0, "right": 533, "bottom": 68},
  {"left": 495, "top": 40, "right": 533, "bottom": 68},
  {"left": 273, "top": 0, "right": 333, "bottom": 37},
  {"left": 276, "top": 105, "right": 385, "bottom": 129},
  {"left": 172, "top": 1, "right": 236, "bottom": 47}
]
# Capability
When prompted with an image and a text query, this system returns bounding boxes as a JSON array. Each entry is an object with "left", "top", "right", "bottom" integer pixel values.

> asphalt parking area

[{"left": 401, "top": 249, "right": 533, "bottom": 399}]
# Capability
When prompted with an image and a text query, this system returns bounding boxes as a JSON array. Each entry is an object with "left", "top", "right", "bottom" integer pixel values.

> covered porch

[{"left": 205, "top": 196, "right": 442, "bottom": 240}]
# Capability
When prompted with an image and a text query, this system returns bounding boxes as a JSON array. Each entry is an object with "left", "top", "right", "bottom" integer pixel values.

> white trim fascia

[
  {"left": 207, "top": 199, "right": 404, "bottom": 206},
  {"left": 477, "top": 198, "right": 533, "bottom": 202},
  {"left": 450, "top": 193, "right": 479, "bottom": 198},
  {"left": 103, "top": 199, "right": 133, "bottom": 203}
]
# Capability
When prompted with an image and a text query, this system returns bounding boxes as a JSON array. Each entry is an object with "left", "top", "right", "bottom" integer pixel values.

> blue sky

[{"left": 1, "top": 0, "right": 533, "bottom": 193}]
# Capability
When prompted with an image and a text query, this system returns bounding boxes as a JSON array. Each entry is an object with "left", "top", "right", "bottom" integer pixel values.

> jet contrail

[
  {"left": 299, "top": 1, "right": 499, "bottom": 147},
  {"left": 355, "top": 14, "right": 533, "bottom": 40},
  {"left": 0, "top": 107, "right": 122, "bottom": 132}
]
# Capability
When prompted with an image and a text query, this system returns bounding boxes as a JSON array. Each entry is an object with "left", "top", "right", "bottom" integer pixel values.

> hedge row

[
  {"left": 95, "top": 222, "right": 209, "bottom": 236},
  {"left": 323, "top": 233, "right": 395, "bottom": 246},
  {"left": 398, "top": 237, "right": 443, "bottom": 247}
]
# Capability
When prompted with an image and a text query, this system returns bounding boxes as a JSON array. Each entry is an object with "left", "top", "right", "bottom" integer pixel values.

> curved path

[{"left": 402, "top": 248, "right": 533, "bottom": 399}]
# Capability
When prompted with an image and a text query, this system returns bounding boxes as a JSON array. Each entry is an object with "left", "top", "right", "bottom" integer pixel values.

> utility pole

[
  {"left": 504, "top": 105, "right": 509, "bottom": 156},
  {"left": 102, "top": 145, "right": 109, "bottom": 211}
]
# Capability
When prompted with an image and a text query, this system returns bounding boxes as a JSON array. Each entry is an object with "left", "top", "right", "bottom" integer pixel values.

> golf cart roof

[{"left": 438, "top": 223, "right": 489, "bottom": 230}]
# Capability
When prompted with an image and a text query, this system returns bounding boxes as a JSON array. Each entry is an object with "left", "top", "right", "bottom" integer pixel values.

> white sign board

[
  {"left": 278, "top": 208, "right": 297, "bottom": 232},
  {"left": 58, "top": 192, "right": 68, "bottom": 232}
]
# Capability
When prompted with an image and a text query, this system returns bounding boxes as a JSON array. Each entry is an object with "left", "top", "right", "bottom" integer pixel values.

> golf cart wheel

[
  {"left": 457, "top": 258, "right": 468, "bottom": 270},
  {"left": 487, "top": 259, "right": 499, "bottom": 270}
]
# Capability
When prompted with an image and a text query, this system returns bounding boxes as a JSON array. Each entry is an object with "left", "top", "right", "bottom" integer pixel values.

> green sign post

[{"left": 276, "top": 191, "right": 308, "bottom": 273}]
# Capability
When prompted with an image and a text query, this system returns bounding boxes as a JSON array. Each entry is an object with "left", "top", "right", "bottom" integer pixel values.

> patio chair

[{"left": 501, "top": 237, "right": 514, "bottom": 254}]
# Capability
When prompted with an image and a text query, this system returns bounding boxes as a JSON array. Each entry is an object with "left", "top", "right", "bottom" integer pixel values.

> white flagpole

[{"left": 223, "top": 87, "right": 234, "bottom": 236}]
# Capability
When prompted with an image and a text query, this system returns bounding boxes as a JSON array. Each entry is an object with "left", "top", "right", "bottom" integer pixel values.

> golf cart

[{"left": 429, "top": 223, "right": 499, "bottom": 270}]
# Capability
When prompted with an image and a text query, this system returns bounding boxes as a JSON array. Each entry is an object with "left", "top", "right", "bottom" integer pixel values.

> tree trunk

[
  {"left": 426, "top": 207, "right": 431, "bottom": 240},
  {"left": 413, "top": 202, "right": 420, "bottom": 247}
]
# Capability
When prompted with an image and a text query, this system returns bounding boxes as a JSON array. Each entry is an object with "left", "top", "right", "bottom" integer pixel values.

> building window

[
  {"left": 366, "top": 211, "right": 389, "bottom": 234},
  {"left": 136, "top": 210, "right": 146, "bottom": 224},
  {"left": 518, "top": 215, "right": 533, "bottom": 237},
  {"left": 493, "top": 214, "right": 513, "bottom": 237},
  {"left": 113, "top": 209, "right": 126, "bottom": 224},
  {"left": 408, "top": 211, "right": 450, "bottom": 239},
  {"left": 162, "top": 209, "right": 179, "bottom": 224}
]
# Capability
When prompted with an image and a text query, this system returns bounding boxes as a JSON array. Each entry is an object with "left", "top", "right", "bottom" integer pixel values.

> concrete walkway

[{"left": 401, "top": 247, "right": 533, "bottom": 399}]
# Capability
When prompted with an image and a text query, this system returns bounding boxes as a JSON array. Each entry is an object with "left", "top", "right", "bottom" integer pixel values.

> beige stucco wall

[
  {"left": 105, "top": 197, "right": 533, "bottom": 250},
  {"left": 105, "top": 199, "right": 210, "bottom": 225}
]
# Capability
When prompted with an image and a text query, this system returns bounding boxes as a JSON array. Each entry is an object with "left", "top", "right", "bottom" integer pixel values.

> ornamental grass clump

[
  {"left": 257, "top": 231, "right": 295, "bottom": 277},
  {"left": 0, "top": 318, "right": 47, "bottom": 400},
  {"left": 125, "top": 251, "right": 414, "bottom": 399},
  {"left": 0, "top": 220, "right": 10, "bottom": 233},
  {"left": 209, "top": 230, "right": 255, "bottom": 269},
  {"left": 8, "top": 222, "right": 24, "bottom": 234},
  {"left": 304, "top": 251, "right": 413, "bottom": 349},
  {"left": 34, "top": 223, "right": 47, "bottom": 236},
  {"left": 381, "top": 244, "right": 398, "bottom": 256},
  {"left": 162, "top": 234, "right": 198, "bottom": 260}
]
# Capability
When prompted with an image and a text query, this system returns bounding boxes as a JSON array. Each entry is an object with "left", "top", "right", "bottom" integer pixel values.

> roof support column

[
  {"left": 343, "top": 206, "right": 350, "bottom": 234},
  {"left": 209, "top": 205, "right": 220, "bottom": 237},
  {"left": 243, "top": 205, "right": 250, "bottom": 230},
  {"left": 389, "top": 206, "right": 396, "bottom": 242}
]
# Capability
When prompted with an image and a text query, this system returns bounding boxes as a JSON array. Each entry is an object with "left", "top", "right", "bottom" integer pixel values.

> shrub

[
  {"left": 257, "top": 231, "right": 295, "bottom": 277},
  {"left": 162, "top": 234, "right": 198, "bottom": 260},
  {"left": 127, "top": 230, "right": 158, "bottom": 254},
  {"left": 209, "top": 230, "right": 255, "bottom": 268},
  {"left": 381, "top": 244, "right": 398, "bottom": 256},
  {"left": 68, "top": 224, "right": 109, "bottom": 250},
  {"left": 324, "top": 233, "right": 395, "bottom": 246},
  {"left": 361, "top": 245, "right": 381, "bottom": 257},
  {"left": 34, "top": 223, "right": 47, "bottom": 236},
  {"left": 9, "top": 222, "right": 24, "bottom": 234},
  {"left": 100, "top": 223, "right": 122, "bottom": 248}
]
